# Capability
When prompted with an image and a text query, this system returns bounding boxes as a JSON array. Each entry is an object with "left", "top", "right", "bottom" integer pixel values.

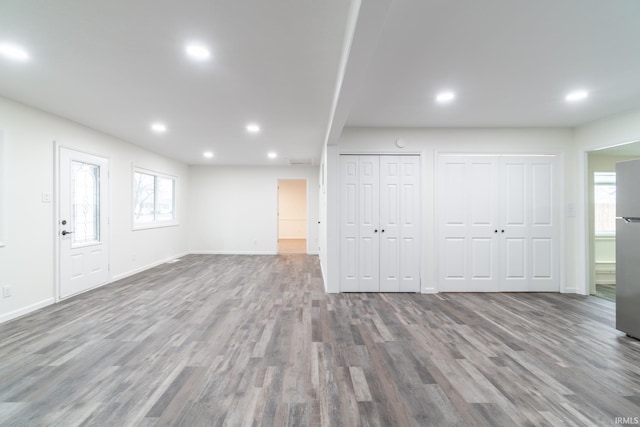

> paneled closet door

[
  {"left": 379, "top": 156, "right": 401, "bottom": 291},
  {"left": 358, "top": 156, "right": 381, "bottom": 292},
  {"left": 398, "top": 156, "right": 420, "bottom": 292},
  {"left": 340, "top": 155, "right": 421, "bottom": 292},
  {"left": 500, "top": 156, "right": 559, "bottom": 291},
  {"left": 437, "top": 155, "right": 500, "bottom": 291},
  {"left": 339, "top": 156, "right": 360, "bottom": 291},
  {"left": 438, "top": 154, "right": 560, "bottom": 292},
  {"left": 339, "top": 155, "right": 380, "bottom": 292}
]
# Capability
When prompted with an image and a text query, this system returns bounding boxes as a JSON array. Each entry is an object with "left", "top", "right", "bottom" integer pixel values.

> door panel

[
  {"left": 380, "top": 156, "right": 400, "bottom": 291},
  {"left": 59, "top": 148, "right": 109, "bottom": 299},
  {"left": 438, "top": 155, "right": 499, "bottom": 291},
  {"left": 398, "top": 156, "right": 420, "bottom": 292},
  {"left": 500, "top": 156, "right": 559, "bottom": 291},
  {"left": 438, "top": 154, "right": 560, "bottom": 292},
  {"left": 340, "top": 156, "right": 359, "bottom": 291},
  {"left": 358, "top": 157, "right": 380, "bottom": 291}
]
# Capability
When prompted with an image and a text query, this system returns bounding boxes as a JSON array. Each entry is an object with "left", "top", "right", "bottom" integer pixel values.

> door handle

[
  {"left": 494, "top": 229, "right": 498, "bottom": 233},
  {"left": 381, "top": 229, "right": 385, "bottom": 233},
  {"left": 374, "top": 229, "right": 378, "bottom": 233},
  {"left": 61, "top": 230, "right": 73, "bottom": 236},
  {"left": 501, "top": 229, "right": 505, "bottom": 233}
]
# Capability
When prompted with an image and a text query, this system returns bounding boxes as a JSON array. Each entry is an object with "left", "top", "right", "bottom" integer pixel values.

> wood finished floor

[{"left": 1, "top": 254, "right": 639, "bottom": 426}]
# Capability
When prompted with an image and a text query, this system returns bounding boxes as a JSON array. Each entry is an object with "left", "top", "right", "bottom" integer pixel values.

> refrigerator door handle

[{"left": 622, "top": 217, "right": 640, "bottom": 223}]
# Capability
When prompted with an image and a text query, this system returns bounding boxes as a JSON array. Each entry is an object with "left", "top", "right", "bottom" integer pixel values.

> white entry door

[
  {"left": 438, "top": 154, "right": 560, "bottom": 292},
  {"left": 59, "top": 148, "right": 109, "bottom": 299}
]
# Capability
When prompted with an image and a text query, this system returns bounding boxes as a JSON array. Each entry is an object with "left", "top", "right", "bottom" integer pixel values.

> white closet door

[
  {"left": 358, "top": 156, "right": 380, "bottom": 291},
  {"left": 438, "top": 154, "right": 560, "bottom": 292},
  {"left": 399, "top": 156, "right": 420, "bottom": 292},
  {"left": 339, "top": 156, "right": 359, "bottom": 291},
  {"left": 340, "top": 155, "right": 421, "bottom": 293},
  {"left": 438, "top": 155, "right": 500, "bottom": 291},
  {"left": 500, "top": 156, "right": 559, "bottom": 291},
  {"left": 379, "top": 156, "right": 401, "bottom": 291}
]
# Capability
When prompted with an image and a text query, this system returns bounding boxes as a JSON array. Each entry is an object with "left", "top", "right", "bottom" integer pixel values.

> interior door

[
  {"left": 379, "top": 156, "right": 401, "bottom": 291},
  {"left": 357, "top": 156, "right": 380, "bottom": 291},
  {"left": 500, "top": 156, "right": 559, "bottom": 291},
  {"left": 59, "top": 147, "right": 109, "bottom": 299},
  {"left": 438, "top": 155, "right": 500, "bottom": 291}
]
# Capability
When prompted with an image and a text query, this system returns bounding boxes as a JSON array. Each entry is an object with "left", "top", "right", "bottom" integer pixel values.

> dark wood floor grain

[{"left": 1, "top": 254, "right": 639, "bottom": 426}]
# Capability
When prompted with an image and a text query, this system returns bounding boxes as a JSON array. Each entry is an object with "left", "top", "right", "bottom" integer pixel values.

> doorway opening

[
  {"left": 587, "top": 144, "right": 640, "bottom": 302},
  {"left": 277, "top": 179, "right": 307, "bottom": 254}
]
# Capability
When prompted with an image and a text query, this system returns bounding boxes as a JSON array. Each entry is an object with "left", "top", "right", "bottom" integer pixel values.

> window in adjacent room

[
  {"left": 133, "top": 167, "right": 178, "bottom": 229},
  {"left": 594, "top": 172, "right": 616, "bottom": 236}
]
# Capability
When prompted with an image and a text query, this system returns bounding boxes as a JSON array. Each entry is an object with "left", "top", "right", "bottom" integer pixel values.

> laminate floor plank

[{"left": 1, "top": 254, "right": 640, "bottom": 426}]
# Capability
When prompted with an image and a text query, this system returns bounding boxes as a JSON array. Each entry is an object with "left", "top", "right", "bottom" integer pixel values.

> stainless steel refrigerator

[{"left": 616, "top": 159, "right": 640, "bottom": 339}]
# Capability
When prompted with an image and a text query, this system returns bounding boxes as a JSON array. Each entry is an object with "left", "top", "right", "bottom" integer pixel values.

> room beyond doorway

[{"left": 277, "top": 179, "right": 307, "bottom": 254}]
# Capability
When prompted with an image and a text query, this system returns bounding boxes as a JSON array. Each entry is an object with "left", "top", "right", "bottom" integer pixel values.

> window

[
  {"left": 133, "top": 167, "right": 177, "bottom": 228},
  {"left": 594, "top": 172, "right": 616, "bottom": 236}
]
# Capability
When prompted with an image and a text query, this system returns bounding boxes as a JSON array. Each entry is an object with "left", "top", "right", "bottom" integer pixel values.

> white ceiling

[
  {"left": 2, "top": 1, "right": 640, "bottom": 165},
  {"left": 346, "top": 0, "right": 640, "bottom": 128}
]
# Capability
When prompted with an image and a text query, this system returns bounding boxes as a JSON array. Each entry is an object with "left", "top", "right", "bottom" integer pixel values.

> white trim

[
  {"left": 0, "top": 298, "right": 55, "bottom": 324},
  {"left": 189, "top": 250, "right": 278, "bottom": 255}
]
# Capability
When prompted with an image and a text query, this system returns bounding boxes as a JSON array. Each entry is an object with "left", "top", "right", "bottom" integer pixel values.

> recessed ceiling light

[
  {"left": 436, "top": 91, "right": 456, "bottom": 103},
  {"left": 151, "top": 122, "right": 167, "bottom": 133},
  {"left": 246, "top": 123, "right": 261, "bottom": 134},
  {"left": 267, "top": 152, "right": 277, "bottom": 159},
  {"left": 565, "top": 90, "right": 589, "bottom": 102},
  {"left": 185, "top": 44, "right": 210, "bottom": 61},
  {"left": 203, "top": 151, "right": 214, "bottom": 159},
  {"left": 0, "top": 43, "right": 29, "bottom": 61}
]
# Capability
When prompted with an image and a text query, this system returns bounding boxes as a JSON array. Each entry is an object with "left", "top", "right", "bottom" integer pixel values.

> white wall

[
  {"left": 188, "top": 165, "right": 319, "bottom": 254},
  {"left": 326, "top": 127, "right": 576, "bottom": 293},
  {"left": 278, "top": 179, "right": 307, "bottom": 239},
  {"left": 572, "top": 106, "right": 640, "bottom": 295},
  {"left": 0, "top": 97, "right": 189, "bottom": 323}
]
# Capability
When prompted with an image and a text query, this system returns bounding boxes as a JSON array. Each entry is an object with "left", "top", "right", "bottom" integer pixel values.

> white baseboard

[
  {"left": 0, "top": 297, "right": 55, "bottom": 324},
  {"left": 421, "top": 287, "right": 438, "bottom": 294},
  {"left": 189, "top": 250, "right": 277, "bottom": 255},
  {"left": 110, "top": 251, "right": 190, "bottom": 282}
]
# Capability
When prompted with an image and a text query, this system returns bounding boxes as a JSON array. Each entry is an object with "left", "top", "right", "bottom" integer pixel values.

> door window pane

[{"left": 72, "top": 161, "right": 100, "bottom": 244}]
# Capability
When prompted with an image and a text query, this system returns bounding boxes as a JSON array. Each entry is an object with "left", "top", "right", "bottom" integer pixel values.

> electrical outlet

[{"left": 2, "top": 286, "right": 11, "bottom": 298}]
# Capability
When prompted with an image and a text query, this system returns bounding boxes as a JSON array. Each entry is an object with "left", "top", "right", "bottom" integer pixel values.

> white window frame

[
  {"left": 132, "top": 166, "right": 179, "bottom": 230},
  {"left": 594, "top": 172, "right": 616, "bottom": 237}
]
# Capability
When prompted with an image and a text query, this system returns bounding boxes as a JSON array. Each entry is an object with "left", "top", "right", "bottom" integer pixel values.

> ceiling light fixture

[
  {"left": 203, "top": 151, "right": 214, "bottom": 159},
  {"left": 565, "top": 90, "right": 589, "bottom": 102},
  {"left": 246, "top": 123, "right": 261, "bottom": 133},
  {"left": 151, "top": 122, "right": 167, "bottom": 133},
  {"left": 436, "top": 91, "right": 456, "bottom": 103},
  {"left": 267, "top": 152, "right": 277, "bottom": 159},
  {"left": 185, "top": 44, "right": 211, "bottom": 61},
  {"left": 0, "top": 43, "right": 29, "bottom": 61}
]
